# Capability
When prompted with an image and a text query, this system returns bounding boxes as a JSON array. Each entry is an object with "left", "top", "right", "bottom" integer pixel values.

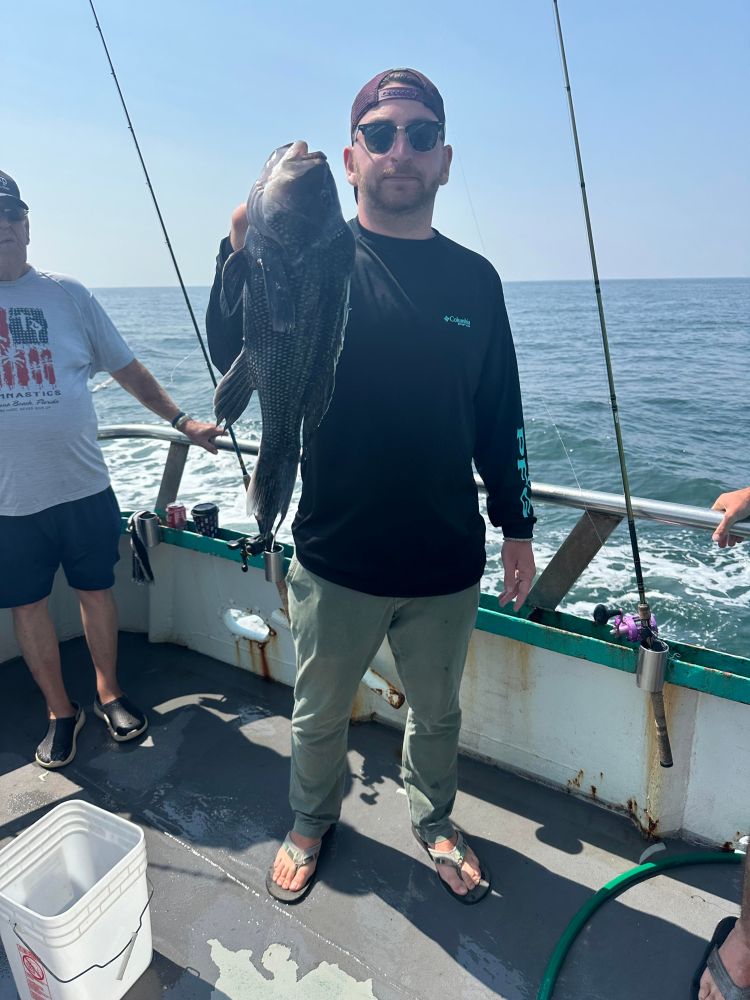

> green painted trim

[{"left": 119, "top": 514, "right": 750, "bottom": 705}]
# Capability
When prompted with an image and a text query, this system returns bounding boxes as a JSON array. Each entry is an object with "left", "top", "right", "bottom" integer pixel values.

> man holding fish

[{"left": 207, "top": 68, "right": 536, "bottom": 904}]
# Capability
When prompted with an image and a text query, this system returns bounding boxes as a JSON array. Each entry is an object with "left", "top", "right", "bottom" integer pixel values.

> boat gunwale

[{"left": 119, "top": 513, "right": 750, "bottom": 706}]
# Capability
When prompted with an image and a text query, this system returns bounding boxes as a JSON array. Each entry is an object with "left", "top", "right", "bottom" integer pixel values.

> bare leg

[
  {"left": 75, "top": 588, "right": 123, "bottom": 704},
  {"left": 699, "top": 851, "right": 750, "bottom": 999},
  {"left": 11, "top": 598, "right": 74, "bottom": 719}
]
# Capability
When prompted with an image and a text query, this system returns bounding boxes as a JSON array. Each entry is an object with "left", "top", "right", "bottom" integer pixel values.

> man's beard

[{"left": 359, "top": 171, "right": 441, "bottom": 216}]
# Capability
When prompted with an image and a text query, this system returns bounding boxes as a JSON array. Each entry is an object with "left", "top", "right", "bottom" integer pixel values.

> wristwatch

[{"left": 170, "top": 411, "right": 192, "bottom": 432}]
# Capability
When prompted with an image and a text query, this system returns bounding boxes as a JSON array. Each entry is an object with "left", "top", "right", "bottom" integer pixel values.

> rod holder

[
  {"left": 133, "top": 510, "right": 161, "bottom": 548},
  {"left": 636, "top": 637, "right": 668, "bottom": 693},
  {"left": 264, "top": 545, "right": 285, "bottom": 584},
  {"left": 637, "top": 638, "right": 674, "bottom": 768}
]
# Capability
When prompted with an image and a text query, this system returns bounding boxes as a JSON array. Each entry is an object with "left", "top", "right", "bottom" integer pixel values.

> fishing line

[
  {"left": 551, "top": 0, "right": 652, "bottom": 635},
  {"left": 538, "top": 398, "right": 609, "bottom": 551},
  {"left": 166, "top": 347, "right": 200, "bottom": 387},
  {"left": 87, "top": 0, "right": 250, "bottom": 486},
  {"left": 456, "top": 152, "right": 488, "bottom": 256}
]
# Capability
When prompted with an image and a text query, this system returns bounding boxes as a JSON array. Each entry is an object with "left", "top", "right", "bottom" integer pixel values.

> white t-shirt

[{"left": 0, "top": 267, "right": 134, "bottom": 516}]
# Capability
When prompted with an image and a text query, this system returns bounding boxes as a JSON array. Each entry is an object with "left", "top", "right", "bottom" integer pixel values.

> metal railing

[{"left": 98, "top": 423, "right": 750, "bottom": 608}]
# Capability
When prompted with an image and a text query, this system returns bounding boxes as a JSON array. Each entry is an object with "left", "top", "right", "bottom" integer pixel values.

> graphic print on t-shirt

[{"left": 0, "top": 306, "right": 58, "bottom": 407}]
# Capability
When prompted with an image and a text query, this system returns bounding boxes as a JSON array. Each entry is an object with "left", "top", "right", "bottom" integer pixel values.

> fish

[{"left": 213, "top": 141, "right": 356, "bottom": 544}]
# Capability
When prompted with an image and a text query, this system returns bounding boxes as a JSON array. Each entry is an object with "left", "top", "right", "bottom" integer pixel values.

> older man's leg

[
  {"left": 699, "top": 851, "right": 750, "bottom": 999},
  {"left": 12, "top": 597, "right": 74, "bottom": 718},
  {"left": 75, "top": 587, "right": 122, "bottom": 704}
]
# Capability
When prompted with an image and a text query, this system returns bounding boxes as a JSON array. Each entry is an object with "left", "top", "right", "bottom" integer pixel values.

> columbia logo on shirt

[{"left": 443, "top": 314, "right": 471, "bottom": 329}]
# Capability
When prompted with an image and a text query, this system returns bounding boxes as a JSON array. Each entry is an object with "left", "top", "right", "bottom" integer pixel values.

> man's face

[
  {"left": 0, "top": 207, "right": 30, "bottom": 272},
  {"left": 344, "top": 97, "right": 452, "bottom": 216}
]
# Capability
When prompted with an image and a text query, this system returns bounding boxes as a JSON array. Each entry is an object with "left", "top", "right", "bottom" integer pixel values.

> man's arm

[
  {"left": 111, "top": 358, "right": 224, "bottom": 454},
  {"left": 712, "top": 486, "right": 750, "bottom": 547},
  {"left": 473, "top": 278, "right": 536, "bottom": 610},
  {"left": 205, "top": 205, "right": 249, "bottom": 375}
]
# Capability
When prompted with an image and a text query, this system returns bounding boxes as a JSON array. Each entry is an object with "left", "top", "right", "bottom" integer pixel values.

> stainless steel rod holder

[
  {"left": 636, "top": 638, "right": 674, "bottom": 767},
  {"left": 134, "top": 510, "right": 161, "bottom": 548},
  {"left": 264, "top": 545, "right": 285, "bottom": 584},
  {"left": 636, "top": 637, "right": 669, "bottom": 692}
]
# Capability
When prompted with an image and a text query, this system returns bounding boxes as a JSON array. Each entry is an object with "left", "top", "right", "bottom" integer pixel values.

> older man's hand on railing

[{"left": 712, "top": 486, "right": 750, "bottom": 548}]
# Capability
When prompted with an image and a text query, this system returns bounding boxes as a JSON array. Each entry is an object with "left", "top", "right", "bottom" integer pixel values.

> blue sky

[{"left": 5, "top": 0, "right": 749, "bottom": 286}]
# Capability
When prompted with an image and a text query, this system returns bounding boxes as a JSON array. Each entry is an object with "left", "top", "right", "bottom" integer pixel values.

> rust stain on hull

[
  {"left": 237, "top": 627, "right": 278, "bottom": 681},
  {"left": 567, "top": 768, "right": 584, "bottom": 792},
  {"left": 626, "top": 796, "right": 660, "bottom": 839}
]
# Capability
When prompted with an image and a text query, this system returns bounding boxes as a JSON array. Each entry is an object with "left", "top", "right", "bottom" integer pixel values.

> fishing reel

[
  {"left": 593, "top": 602, "right": 673, "bottom": 768},
  {"left": 593, "top": 604, "right": 657, "bottom": 642},
  {"left": 228, "top": 534, "right": 285, "bottom": 583}
]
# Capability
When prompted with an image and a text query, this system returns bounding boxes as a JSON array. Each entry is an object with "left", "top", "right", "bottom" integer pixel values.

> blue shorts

[{"left": 0, "top": 487, "right": 122, "bottom": 609}]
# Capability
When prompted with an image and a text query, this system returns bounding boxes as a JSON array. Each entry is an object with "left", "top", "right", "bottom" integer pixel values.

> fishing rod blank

[
  {"left": 552, "top": 0, "right": 672, "bottom": 767},
  {"left": 88, "top": 0, "right": 250, "bottom": 487}
]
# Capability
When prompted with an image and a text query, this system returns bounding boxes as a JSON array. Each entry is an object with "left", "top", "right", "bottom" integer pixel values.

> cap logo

[
  {"left": 377, "top": 86, "right": 425, "bottom": 103},
  {"left": 0, "top": 178, "right": 8, "bottom": 189}
]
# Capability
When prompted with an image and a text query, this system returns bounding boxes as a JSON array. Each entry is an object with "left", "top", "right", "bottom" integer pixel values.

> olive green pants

[{"left": 287, "top": 557, "right": 480, "bottom": 841}]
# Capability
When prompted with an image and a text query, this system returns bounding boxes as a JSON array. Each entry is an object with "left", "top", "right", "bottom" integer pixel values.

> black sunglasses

[
  {"left": 355, "top": 120, "right": 445, "bottom": 155},
  {"left": 0, "top": 206, "right": 28, "bottom": 223}
]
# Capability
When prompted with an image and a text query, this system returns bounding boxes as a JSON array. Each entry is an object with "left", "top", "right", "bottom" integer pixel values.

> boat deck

[{"left": 0, "top": 633, "right": 742, "bottom": 999}]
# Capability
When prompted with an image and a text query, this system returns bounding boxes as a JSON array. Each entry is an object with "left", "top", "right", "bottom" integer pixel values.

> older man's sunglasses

[
  {"left": 355, "top": 120, "right": 445, "bottom": 154},
  {"left": 0, "top": 207, "right": 28, "bottom": 222}
]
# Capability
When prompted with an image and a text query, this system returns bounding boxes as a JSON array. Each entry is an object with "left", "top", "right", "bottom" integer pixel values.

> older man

[
  {"left": 207, "top": 69, "right": 536, "bottom": 904},
  {"left": 0, "top": 169, "right": 223, "bottom": 768}
]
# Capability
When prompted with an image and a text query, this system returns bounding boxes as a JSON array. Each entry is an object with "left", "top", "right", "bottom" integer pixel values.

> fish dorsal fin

[
  {"left": 220, "top": 250, "right": 249, "bottom": 318},
  {"left": 257, "top": 246, "right": 295, "bottom": 334}
]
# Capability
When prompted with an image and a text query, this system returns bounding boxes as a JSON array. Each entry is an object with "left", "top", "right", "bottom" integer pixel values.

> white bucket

[{"left": 0, "top": 800, "right": 152, "bottom": 1000}]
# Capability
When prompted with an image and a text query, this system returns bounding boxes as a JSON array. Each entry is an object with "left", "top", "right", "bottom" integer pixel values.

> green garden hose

[{"left": 538, "top": 851, "right": 743, "bottom": 1000}]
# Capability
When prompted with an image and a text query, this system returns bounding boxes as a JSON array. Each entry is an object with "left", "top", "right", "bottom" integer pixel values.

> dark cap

[
  {"left": 0, "top": 171, "right": 28, "bottom": 211},
  {"left": 350, "top": 68, "right": 445, "bottom": 140}
]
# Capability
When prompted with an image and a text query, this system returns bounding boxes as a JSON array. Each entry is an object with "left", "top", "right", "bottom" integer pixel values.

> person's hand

[
  {"left": 230, "top": 203, "right": 249, "bottom": 251},
  {"left": 180, "top": 419, "right": 226, "bottom": 455},
  {"left": 499, "top": 540, "right": 536, "bottom": 611},
  {"left": 711, "top": 486, "right": 750, "bottom": 548}
]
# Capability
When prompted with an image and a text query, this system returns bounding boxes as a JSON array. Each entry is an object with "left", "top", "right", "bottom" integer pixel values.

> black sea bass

[{"left": 214, "top": 141, "right": 355, "bottom": 542}]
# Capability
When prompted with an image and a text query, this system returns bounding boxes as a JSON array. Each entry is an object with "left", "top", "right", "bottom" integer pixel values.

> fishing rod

[
  {"left": 552, "top": 1, "right": 673, "bottom": 767},
  {"left": 87, "top": 0, "right": 250, "bottom": 488}
]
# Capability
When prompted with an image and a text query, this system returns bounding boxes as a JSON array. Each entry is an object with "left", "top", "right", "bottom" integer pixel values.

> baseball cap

[
  {"left": 0, "top": 171, "right": 29, "bottom": 211},
  {"left": 350, "top": 68, "right": 445, "bottom": 140}
]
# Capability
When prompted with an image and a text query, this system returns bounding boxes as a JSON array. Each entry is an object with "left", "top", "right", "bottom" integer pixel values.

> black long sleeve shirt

[{"left": 206, "top": 220, "right": 535, "bottom": 597}]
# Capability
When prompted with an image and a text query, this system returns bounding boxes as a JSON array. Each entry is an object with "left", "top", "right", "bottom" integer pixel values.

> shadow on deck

[{"left": 0, "top": 633, "right": 741, "bottom": 999}]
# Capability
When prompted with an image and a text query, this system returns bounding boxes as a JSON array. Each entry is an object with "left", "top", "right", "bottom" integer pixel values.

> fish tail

[
  {"left": 247, "top": 450, "right": 299, "bottom": 538},
  {"left": 213, "top": 348, "right": 255, "bottom": 427}
]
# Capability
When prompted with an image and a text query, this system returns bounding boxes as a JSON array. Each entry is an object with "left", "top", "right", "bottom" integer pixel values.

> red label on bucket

[{"left": 17, "top": 945, "right": 52, "bottom": 998}]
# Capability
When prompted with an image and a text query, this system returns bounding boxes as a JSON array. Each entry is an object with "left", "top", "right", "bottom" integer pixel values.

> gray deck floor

[{"left": 0, "top": 633, "right": 742, "bottom": 999}]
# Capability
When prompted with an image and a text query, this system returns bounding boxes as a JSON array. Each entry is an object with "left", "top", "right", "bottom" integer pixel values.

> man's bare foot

[
  {"left": 430, "top": 832, "right": 483, "bottom": 897},
  {"left": 271, "top": 831, "right": 322, "bottom": 893},
  {"left": 699, "top": 920, "right": 750, "bottom": 999}
]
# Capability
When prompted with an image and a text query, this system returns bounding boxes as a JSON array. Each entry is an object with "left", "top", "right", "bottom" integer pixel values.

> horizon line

[{"left": 89, "top": 274, "right": 750, "bottom": 291}]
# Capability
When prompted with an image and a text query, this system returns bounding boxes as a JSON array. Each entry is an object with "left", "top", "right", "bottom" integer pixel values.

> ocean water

[{"left": 91, "top": 278, "right": 750, "bottom": 657}]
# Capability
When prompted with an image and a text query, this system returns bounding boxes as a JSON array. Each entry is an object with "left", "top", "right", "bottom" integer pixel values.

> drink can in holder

[{"left": 166, "top": 502, "right": 187, "bottom": 530}]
